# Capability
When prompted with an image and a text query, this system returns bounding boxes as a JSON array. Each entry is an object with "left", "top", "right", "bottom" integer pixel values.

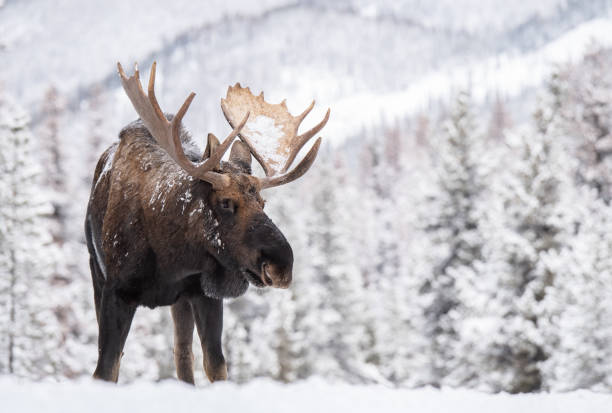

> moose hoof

[
  {"left": 205, "top": 362, "right": 228, "bottom": 382},
  {"left": 92, "top": 367, "right": 119, "bottom": 383}
]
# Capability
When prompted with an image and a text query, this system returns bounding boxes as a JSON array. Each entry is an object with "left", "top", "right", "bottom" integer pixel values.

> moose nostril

[
  {"left": 261, "top": 262, "right": 292, "bottom": 288},
  {"left": 261, "top": 263, "right": 273, "bottom": 286}
]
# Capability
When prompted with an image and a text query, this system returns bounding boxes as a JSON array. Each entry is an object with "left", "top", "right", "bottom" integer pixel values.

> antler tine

[
  {"left": 260, "top": 138, "right": 322, "bottom": 189},
  {"left": 118, "top": 62, "right": 247, "bottom": 189},
  {"left": 202, "top": 111, "right": 250, "bottom": 173},
  {"left": 282, "top": 107, "right": 330, "bottom": 173},
  {"left": 118, "top": 61, "right": 192, "bottom": 166},
  {"left": 296, "top": 100, "right": 315, "bottom": 123},
  {"left": 147, "top": 62, "right": 166, "bottom": 121}
]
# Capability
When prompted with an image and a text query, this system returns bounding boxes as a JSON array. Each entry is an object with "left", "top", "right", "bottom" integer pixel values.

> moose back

[{"left": 85, "top": 62, "right": 329, "bottom": 383}]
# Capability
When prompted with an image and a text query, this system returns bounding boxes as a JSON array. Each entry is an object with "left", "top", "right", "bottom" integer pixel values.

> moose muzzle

[{"left": 248, "top": 213, "right": 294, "bottom": 289}]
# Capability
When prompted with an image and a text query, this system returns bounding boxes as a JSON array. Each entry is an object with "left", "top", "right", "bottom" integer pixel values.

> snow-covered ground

[{"left": 0, "top": 378, "right": 610, "bottom": 413}]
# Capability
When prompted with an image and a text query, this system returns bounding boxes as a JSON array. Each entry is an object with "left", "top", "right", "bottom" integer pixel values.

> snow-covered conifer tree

[
  {"left": 466, "top": 98, "right": 578, "bottom": 392},
  {"left": 420, "top": 91, "right": 488, "bottom": 387},
  {"left": 487, "top": 92, "right": 512, "bottom": 141},
  {"left": 308, "top": 153, "right": 372, "bottom": 382},
  {"left": 39, "top": 86, "right": 68, "bottom": 244},
  {"left": 0, "top": 94, "right": 63, "bottom": 378},
  {"left": 539, "top": 187, "right": 612, "bottom": 391},
  {"left": 547, "top": 47, "right": 612, "bottom": 203},
  {"left": 37, "top": 86, "right": 99, "bottom": 379}
]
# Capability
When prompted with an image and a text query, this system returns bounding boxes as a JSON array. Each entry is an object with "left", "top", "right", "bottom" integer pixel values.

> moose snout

[
  {"left": 247, "top": 213, "right": 294, "bottom": 288},
  {"left": 261, "top": 230, "right": 293, "bottom": 288},
  {"left": 261, "top": 261, "right": 292, "bottom": 288},
  {"left": 260, "top": 235, "right": 293, "bottom": 288}
]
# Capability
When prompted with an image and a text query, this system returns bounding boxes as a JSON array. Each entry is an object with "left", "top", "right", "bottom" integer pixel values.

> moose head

[{"left": 116, "top": 62, "right": 329, "bottom": 293}]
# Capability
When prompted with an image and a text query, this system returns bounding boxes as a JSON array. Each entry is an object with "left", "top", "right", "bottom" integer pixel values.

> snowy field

[{"left": 1, "top": 378, "right": 611, "bottom": 413}]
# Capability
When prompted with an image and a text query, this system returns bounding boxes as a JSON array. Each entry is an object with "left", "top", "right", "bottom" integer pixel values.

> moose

[{"left": 85, "top": 62, "right": 329, "bottom": 383}]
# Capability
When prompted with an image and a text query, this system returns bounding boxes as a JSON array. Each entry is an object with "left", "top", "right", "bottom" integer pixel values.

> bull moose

[{"left": 85, "top": 62, "right": 329, "bottom": 383}]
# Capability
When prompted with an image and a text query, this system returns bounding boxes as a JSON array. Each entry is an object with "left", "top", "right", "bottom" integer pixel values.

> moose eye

[{"left": 220, "top": 198, "right": 235, "bottom": 213}]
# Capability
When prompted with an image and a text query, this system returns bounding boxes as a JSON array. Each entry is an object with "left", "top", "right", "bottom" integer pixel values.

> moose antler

[
  {"left": 221, "top": 83, "right": 329, "bottom": 188},
  {"left": 118, "top": 62, "right": 249, "bottom": 189}
]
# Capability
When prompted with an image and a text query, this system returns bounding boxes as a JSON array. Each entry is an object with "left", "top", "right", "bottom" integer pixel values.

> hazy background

[{"left": 1, "top": 0, "right": 612, "bottom": 393}]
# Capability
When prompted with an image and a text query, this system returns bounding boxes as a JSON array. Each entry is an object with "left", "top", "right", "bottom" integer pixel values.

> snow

[
  {"left": 324, "top": 16, "right": 612, "bottom": 142},
  {"left": 3, "top": 0, "right": 612, "bottom": 394},
  {"left": 1, "top": 378, "right": 611, "bottom": 413},
  {"left": 3, "top": 1, "right": 608, "bottom": 148},
  {"left": 243, "top": 115, "right": 288, "bottom": 171},
  {"left": 367, "top": 0, "right": 564, "bottom": 34},
  {"left": 0, "top": 0, "right": 292, "bottom": 104},
  {"left": 94, "top": 144, "right": 116, "bottom": 189}
]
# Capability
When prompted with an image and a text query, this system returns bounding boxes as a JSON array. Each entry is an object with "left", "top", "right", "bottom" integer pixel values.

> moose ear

[
  {"left": 202, "top": 133, "right": 220, "bottom": 161},
  {"left": 229, "top": 140, "right": 252, "bottom": 174}
]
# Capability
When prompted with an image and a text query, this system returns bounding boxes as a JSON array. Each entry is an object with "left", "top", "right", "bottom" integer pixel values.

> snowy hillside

[
  {"left": 2, "top": 378, "right": 612, "bottom": 413},
  {"left": 1, "top": 0, "right": 612, "bottom": 140}
]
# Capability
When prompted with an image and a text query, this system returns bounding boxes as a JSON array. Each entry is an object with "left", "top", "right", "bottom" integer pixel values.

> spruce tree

[
  {"left": 421, "top": 91, "right": 487, "bottom": 387},
  {"left": 547, "top": 48, "right": 612, "bottom": 203},
  {"left": 539, "top": 188, "right": 612, "bottom": 390},
  {"left": 0, "top": 94, "right": 63, "bottom": 378}
]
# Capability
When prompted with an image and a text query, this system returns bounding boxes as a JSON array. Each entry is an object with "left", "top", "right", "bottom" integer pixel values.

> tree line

[{"left": 1, "top": 47, "right": 611, "bottom": 392}]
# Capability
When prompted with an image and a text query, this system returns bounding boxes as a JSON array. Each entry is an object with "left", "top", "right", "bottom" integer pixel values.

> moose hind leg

[
  {"left": 190, "top": 295, "right": 227, "bottom": 382},
  {"left": 171, "top": 297, "right": 195, "bottom": 384},
  {"left": 93, "top": 286, "right": 136, "bottom": 382}
]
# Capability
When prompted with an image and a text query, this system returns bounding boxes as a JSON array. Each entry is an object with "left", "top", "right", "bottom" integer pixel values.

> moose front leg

[
  {"left": 171, "top": 296, "right": 195, "bottom": 384},
  {"left": 93, "top": 286, "right": 137, "bottom": 382},
  {"left": 189, "top": 295, "right": 227, "bottom": 382}
]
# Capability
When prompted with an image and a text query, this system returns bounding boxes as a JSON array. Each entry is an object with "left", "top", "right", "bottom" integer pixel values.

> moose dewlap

[{"left": 84, "top": 62, "right": 329, "bottom": 383}]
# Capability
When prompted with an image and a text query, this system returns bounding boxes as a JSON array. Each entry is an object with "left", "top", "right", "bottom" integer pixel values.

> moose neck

[{"left": 129, "top": 146, "right": 217, "bottom": 277}]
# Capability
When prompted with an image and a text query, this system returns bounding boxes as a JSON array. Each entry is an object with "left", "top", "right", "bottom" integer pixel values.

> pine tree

[
  {"left": 37, "top": 86, "right": 99, "bottom": 380},
  {"left": 534, "top": 62, "right": 612, "bottom": 388},
  {"left": 0, "top": 94, "right": 63, "bottom": 378},
  {"left": 385, "top": 163, "right": 436, "bottom": 387},
  {"left": 487, "top": 92, "right": 512, "bottom": 141},
  {"left": 351, "top": 130, "right": 405, "bottom": 383},
  {"left": 467, "top": 128, "right": 568, "bottom": 392},
  {"left": 39, "top": 86, "right": 67, "bottom": 244},
  {"left": 86, "top": 84, "right": 111, "bottom": 186},
  {"left": 309, "top": 154, "right": 372, "bottom": 382},
  {"left": 223, "top": 301, "right": 260, "bottom": 383},
  {"left": 267, "top": 158, "right": 344, "bottom": 381},
  {"left": 420, "top": 91, "right": 488, "bottom": 387},
  {"left": 539, "top": 188, "right": 612, "bottom": 391},
  {"left": 547, "top": 47, "right": 612, "bottom": 203},
  {"left": 470, "top": 97, "right": 579, "bottom": 391}
]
